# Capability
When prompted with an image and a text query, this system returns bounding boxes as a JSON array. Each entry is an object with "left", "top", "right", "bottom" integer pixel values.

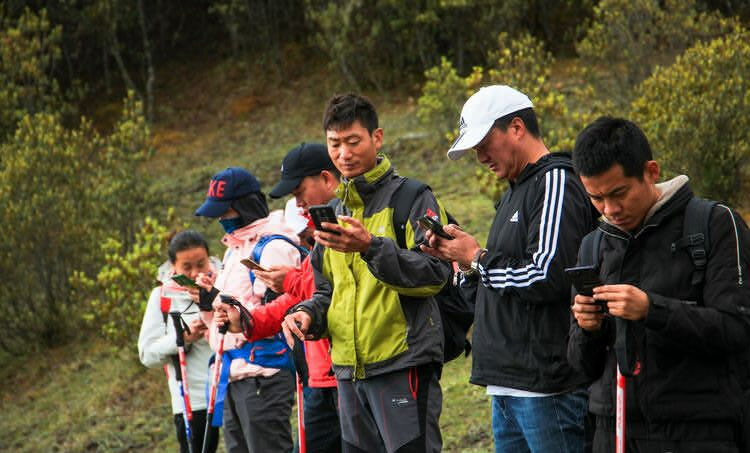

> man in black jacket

[
  {"left": 568, "top": 116, "right": 750, "bottom": 452},
  {"left": 423, "top": 85, "right": 596, "bottom": 453}
]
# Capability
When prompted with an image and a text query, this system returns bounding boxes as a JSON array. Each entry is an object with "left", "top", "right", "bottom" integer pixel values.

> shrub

[
  {"left": 0, "top": 8, "right": 71, "bottom": 140},
  {"left": 0, "top": 92, "right": 154, "bottom": 352},
  {"left": 71, "top": 213, "right": 183, "bottom": 346},
  {"left": 577, "top": 0, "right": 739, "bottom": 103},
  {"left": 631, "top": 25, "right": 750, "bottom": 205}
]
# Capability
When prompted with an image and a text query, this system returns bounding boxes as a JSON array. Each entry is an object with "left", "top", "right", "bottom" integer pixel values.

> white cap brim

[{"left": 446, "top": 121, "right": 494, "bottom": 160}]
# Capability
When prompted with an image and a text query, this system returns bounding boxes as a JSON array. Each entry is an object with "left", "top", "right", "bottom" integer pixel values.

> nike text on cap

[
  {"left": 195, "top": 167, "right": 261, "bottom": 217},
  {"left": 447, "top": 85, "right": 533, "bottom": 161}
]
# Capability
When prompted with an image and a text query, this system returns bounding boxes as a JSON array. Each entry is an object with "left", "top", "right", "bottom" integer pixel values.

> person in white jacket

[{"left": 138, "top": 230, "right": 220, "bottom": 453}]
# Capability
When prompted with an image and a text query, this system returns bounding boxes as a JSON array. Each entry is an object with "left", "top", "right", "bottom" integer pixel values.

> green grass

[{"left": 0, "top": 58, "right": 498, "bottom": 453}]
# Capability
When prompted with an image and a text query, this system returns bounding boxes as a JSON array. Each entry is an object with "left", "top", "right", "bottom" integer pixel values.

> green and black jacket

[{"left": 298, "top": 155, "right": 451, "bottom": 380}]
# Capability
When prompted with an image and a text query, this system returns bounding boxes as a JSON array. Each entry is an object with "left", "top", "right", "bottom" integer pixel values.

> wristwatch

[{"left": 461, "top": 248, "right": 487, "bottom": 278}]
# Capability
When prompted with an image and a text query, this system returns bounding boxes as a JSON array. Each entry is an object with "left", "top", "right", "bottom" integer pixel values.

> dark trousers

[
  {"left": 293, "top": 386, "right": 342, "bottom": 453},
  {"left": 223, "top": 370, "right": 295, "bottom": 453},
  {"left": 741, "top": 390, "right": 750, "bottom": 453},
  {"left": 174, "top": 409, "right": 219, "bottom": 453},
  {"left": 338, "top": 363, "right": 442, "bottom": 453},
  {"left": 593, "top": 416, "right": 740, "bottom": 453}
]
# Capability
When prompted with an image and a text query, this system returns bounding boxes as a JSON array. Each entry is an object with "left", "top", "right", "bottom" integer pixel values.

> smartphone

[
  {"left": 219, "top": 294, "right": 239, "bottom": 305},
  {"left": 564, "top": 265, "right": 607, "bottom": 312},
  {"left": 417, "top": 215, "right": 453, "bottom": 240},
  {"left": 240, "top": 258, "right": 268, "bottom": 272},
  {"left": 308, "top": 205, "right": 340, "bottom": 235},
  {"left": 171, "top": 274, "right": 199, "bottom": 288}
]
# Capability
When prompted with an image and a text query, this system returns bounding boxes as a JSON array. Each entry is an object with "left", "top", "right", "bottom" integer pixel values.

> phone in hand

[
  {"left": 172, "top": 274, "right": 199, "bottom": 288},
  {"left": 219, "top": 294, "right": 239, "bottom": 305},
  {"left": 417, "top": 215, "right": 453, "bottom": 240},
  {"left": 240, "top": 258, "right": 268, "bottom": 272},
  {"left": 564, "top": 265, "right": 607, "bottom": 312},
  {"left": 308, "top": 205, "right": 340, "bottom": 235}
]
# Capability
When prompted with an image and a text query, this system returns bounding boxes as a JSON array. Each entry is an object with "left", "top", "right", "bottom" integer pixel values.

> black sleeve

[
  {"left": 359, "top": 188, "right": 451, "bottom": 298},
  {"left": 295, "top": 244, "right": 332, "bottom": 339},
  {"left": 477, "top": 168, "right": 593, "bottom": 304}
]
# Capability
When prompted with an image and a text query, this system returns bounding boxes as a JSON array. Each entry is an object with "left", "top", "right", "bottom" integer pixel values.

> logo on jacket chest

[{"left": 509, "top": 210, "right": 519, "bottom": 223}]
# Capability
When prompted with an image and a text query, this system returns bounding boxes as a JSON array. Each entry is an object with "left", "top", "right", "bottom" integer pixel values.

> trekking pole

[
  {"left": 291, "top": 322, "right": 309, "bottom": 453},
  {"left": 297, "top": 373, "right": 306, "bottom": 453},
  {"left": 201, "top": 322, "right": 228, "bottom": 453},
  {"left": 170, "top": 311, "right": 195, "bottom": 453},
  {"left": 615, "top": 365, "right": 625, "bottom": 453}
]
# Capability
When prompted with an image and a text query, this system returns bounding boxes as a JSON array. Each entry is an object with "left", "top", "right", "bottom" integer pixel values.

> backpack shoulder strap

[
  {"left": 672, "top": 197, "right": 717, "bottom": 286},
  {"left": 579, "top": 228, "right": 603, "bottom": 267},
  {"left": 252, "top": 234, "right": 309, "bottom": 263},
  {"left": 390, "top": 178, "right": 429, "bottom": 249}
]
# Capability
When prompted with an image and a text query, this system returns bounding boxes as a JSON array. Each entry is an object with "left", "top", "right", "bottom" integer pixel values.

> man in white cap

[{"left": 422, "top": 85, "right": 597, "bottom": 453}]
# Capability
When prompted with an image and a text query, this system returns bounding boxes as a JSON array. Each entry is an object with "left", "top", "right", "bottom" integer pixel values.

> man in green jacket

[{"left": 282, "top": 93, "right": 451, "bottom": 453}]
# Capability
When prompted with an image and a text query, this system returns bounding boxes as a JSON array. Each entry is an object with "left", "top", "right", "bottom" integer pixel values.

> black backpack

[
  {"left": 390, "top": 178, "right": 475, "bottom": 363},
  {"left": 578, "top": 197, "right": 717, "bottom": 376}
]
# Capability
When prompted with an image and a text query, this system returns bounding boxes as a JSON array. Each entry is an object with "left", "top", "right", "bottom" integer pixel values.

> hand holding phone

[
  {"left": 565, "top": 265, "right": 607, "bottom": 312},
  {"left": 308, "top": 205, "right": 340, "bottom": 235},
  {"left": 417, "top": 215, "right": 453, "bottom": 240},
  {"left": 171, "top": 274, "right": 199, "bottom": 288},
  {"left": 240, "top": 258, "right": 269, "bottom": 272}
]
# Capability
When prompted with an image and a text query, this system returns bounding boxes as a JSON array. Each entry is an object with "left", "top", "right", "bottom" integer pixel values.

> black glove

[{"left": 198, "top": 286, "right": 219, "bottom": 311}]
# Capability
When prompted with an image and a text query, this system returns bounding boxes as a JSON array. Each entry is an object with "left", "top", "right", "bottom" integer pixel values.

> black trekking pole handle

[{"left": 170, "top": 311, "right": 188, "bottom": 347}]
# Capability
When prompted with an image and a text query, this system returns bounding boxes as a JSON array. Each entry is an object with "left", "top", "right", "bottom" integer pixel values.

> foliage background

[{"left": 0, "top": 1, "right": 748, "bottom": 451}]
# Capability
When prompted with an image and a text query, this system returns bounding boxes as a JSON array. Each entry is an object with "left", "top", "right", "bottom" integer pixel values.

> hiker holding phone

[
  {"left": 422, "top": 86, "right": 597, "bottom": 453},
  {"left": 193, "top": 167, "right": 302, "bottom": 453},
  {"left": 138, "top": 230, "right": 220, "bottom": 453},
  {"left": 568, "top": 117, "right": 750, "bottom": 452}
]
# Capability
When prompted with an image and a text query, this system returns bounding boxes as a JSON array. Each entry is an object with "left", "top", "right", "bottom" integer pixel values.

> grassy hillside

[{"left": 0, "top": 60, "right": 497, "bottom": 452}]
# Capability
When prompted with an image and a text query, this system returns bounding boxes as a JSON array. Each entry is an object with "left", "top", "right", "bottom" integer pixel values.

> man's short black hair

[
  {"left": 573, "top": 116, "right": 653, "bottom": 179},
  {"left": 493, "top": 107, "right": 540, "bottom": 138},
  {"left": 323, "top": 93, "right": 379, "bottom": 134}
]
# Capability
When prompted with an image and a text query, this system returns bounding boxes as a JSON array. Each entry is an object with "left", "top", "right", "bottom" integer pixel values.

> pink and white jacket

[{"left": 201, "top": 211, "right": 302, "bottom": 382}]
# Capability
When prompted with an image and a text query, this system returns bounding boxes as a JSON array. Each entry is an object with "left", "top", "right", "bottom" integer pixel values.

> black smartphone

[
  {"left": 308, "top": 205, "right": 340, "bottom": 235},
  {"left": 417, "top": 215, "right": 453, "bottom": 240},
  {"left": 240, "top": 257, "right": 269, "bottom": 272},
  {"left": 219, "top": 294, "right": 239, "bottom": 305},
  {"left": 172, "top": 274, "right": 199, "bottom": 288},
  {"left": 565, "top": 265, "right": 607, "bottom": 312}
]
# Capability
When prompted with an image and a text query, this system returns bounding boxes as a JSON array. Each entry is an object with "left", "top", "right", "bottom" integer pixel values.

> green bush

[
  {"left": 71, "top": 213, "right": 183, "bottom": 346},
  {"left": 631, "top": 25, "right": 750, "bottom": 206},
  {"left": 0, "top": 92, "right": 154, "bottom": 352},
  {"left": 0, "top": 8, "right": 70, "bottom": 140},
  {"left": 577, "top": 0, "right": 739, "bottom": 103}
]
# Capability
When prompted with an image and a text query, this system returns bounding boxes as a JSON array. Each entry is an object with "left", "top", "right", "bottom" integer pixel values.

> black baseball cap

[{"left": 269, "top": 143, "right": 335, "bottom": 198}]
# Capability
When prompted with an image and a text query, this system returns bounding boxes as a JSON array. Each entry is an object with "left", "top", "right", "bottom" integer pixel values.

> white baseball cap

[{"left": 447, "top": 85, "right": 533, "bottom": 160}]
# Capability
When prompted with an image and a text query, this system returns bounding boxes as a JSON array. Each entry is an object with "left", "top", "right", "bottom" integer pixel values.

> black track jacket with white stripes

[{"left": 463, "top": 152, "right": 597, "bottom": 392}]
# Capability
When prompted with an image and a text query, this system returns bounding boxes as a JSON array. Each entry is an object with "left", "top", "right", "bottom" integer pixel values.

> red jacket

[{"left": 247, "top": 256, "right": 336, "bottom": 388}]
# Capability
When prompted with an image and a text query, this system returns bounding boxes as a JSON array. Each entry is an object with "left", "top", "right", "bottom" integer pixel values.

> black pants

[
  {"left": 593, "top": 416, "right": 740, "bottom": 453},
  {"left": 741, "top": 389, "right": 750, "bottom": 453},
  {"left": 338, "top": 363, "right": 442, "bottom": 453},
  {"left": 174, "top": 409, "right": 220, "bottom": 453}
]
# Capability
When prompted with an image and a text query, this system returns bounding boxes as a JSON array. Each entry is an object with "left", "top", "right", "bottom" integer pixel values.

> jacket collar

[
  {"left": 336, "top": 154, "right": 394, "bottom": 211},
  {"left": 511, "top": 152, "right": 574, "bottom": 188}
]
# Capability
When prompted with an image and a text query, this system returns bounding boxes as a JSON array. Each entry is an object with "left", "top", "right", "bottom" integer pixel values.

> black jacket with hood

[
  {"left": 462, "top": 152, "right": 597, "bottom": 392},
  {"left": 567, "top": 176, "right": 750, "bottom": 430}
]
